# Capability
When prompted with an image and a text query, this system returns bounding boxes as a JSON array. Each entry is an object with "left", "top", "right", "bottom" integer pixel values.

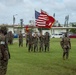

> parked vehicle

[
  {"left": 14, "top": 33, "right": 18, "bottom": 38},
  {"left": 51, "top": 34, "right": 63, "bottom": 38},
  {"left": 69, "top": 34, "right": 76, "bottom": 38}
]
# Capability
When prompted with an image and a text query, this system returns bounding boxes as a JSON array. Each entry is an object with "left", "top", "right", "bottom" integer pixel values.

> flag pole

[
  {"left": 34, "top": 9, "right": 36, "bottom": 32},
  {"left": 41, "top": 27, "right": 42, "bottom": 33}
]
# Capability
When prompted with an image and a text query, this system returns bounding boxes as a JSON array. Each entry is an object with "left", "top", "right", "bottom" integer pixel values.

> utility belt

[{"left": 0, "top": 41, "right": 5, "bottom": 45}]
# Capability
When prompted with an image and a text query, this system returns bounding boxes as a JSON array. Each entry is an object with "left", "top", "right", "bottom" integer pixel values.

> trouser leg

[
  {"left": 39, "top": 46, "right": 41, "bottom": 52},
  {"left": 48, "top": 43, "right": 49, "bottom": 51},
  {"left": 45, "top": 45, "right": 47, "bottom": 52},
  {"left": 28, "top": 44, "right": 31, "bottom": 52},
  {"left": 63, "top": 49, "right": 66, "bottom": 59},
  {"left": 34, "top": 45, "right": 36, "bottom": 52},
  {"left": 63, "top": 52, "right": 66, "bottom": 59},
  {"left": 0, "top": 60, "right": 8, "bottom": 75},
  {"left": 66, "top": 49, "right": 69, "bottom": 59},
  {"left": 26, "top": 40, "right": 28, "bottom": 47}
]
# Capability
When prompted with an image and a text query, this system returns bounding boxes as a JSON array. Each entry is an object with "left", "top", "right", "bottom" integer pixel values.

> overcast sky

[{"left": 0, "top": 0, "right": 76, "bottom": 25}]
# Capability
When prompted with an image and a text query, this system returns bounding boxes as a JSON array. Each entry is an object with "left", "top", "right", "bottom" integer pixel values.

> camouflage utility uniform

[
  {"left": 33, "top": 33, "right": 38, "bottom": 52},
  {"left": 39, "top": 33, "right": 44, "bottom": 52},
  {"left": 44, "top": 32, "right": 50, "bottom": 52},
  {"left": 0, "top": 26, "right": 10, "bottom": 75},
  {"left": 25, "top": 33, "right": 29, "bottom": 47},
  {"left": 28, "top": 32, "right": 33, "bottom": 52},
  {"left": 19, "top": 31, "right": 23, "bottom": 47},
  {"left": 60, "top": 33, "right": 71, "bottom": 59},
  {"left": 8, "top": 31, "right": 14, "bottom": 44}
]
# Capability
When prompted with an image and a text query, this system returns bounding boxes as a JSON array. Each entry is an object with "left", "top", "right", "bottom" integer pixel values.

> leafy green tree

[
  {"left": 70, "top": 23, "right": 76, "bottom": 33},
  {"left": 70, "top": 29, "right": 76, "bottom": 33}
]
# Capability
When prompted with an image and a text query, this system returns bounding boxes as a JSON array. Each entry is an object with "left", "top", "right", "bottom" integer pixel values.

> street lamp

[
  {"left": 13, "top": 14, "right": 17, "bottom": 33},
  {"left": 13, "top": 14, "right": 17, "bottom": 26},
  {"left": 64, "top": 15, "right": 69, "bottom": 32}
]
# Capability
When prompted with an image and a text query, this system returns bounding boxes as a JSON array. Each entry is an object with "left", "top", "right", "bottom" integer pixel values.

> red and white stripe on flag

[{"left": 36, "top": 13, "right": 47, "bottom": 27}]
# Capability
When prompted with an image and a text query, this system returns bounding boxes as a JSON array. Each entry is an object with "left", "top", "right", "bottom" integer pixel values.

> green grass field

[{"left": 6, "top": 38, "right": 76, "bottom": 75}]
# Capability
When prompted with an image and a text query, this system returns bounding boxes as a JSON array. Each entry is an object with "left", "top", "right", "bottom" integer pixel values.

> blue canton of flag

[{"left": 35, "top": 10, "right": 40, "bottom": 19}]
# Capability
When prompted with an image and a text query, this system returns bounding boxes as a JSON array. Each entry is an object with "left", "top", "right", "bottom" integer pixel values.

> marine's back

[{"left": 63, "top": 37, "right": 70, "bottom": 45}]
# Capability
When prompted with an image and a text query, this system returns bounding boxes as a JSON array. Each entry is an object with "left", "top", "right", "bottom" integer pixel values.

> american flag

[{"left": 35, "top": 10, "right": 48, "bottom": 27}]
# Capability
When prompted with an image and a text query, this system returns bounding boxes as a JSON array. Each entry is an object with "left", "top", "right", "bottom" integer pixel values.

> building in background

[{"left": 0, "top": 23, "right": 76, "bottom": 38}]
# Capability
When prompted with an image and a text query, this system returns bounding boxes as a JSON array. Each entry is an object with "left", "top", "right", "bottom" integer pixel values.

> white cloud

[
  {"left": 64, "top": 0, "right": 76, "bottom": 11},
  {"left": 0, "top": 2, "right": 6, "bottom": 11},
  {"left": 0, "top": 0, "right": 76, "bottom": 25},
  {"left": 0, "top": 0, "right": 24, "bottom": 6}
]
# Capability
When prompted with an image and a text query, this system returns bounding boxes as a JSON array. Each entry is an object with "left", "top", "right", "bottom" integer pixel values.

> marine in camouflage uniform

[
  {"left": 0, "top": 26, "right": 10, "bottom": 75},
  {"left": 44, "top": 32, "right": 50, "bottom": 52},
  {"left": 28, "top": 32, "right": 33, "bottom": 52},
  {"left": 18, "top": 31, "right": 23, "bottom": 47},
  {"left": 25, "top": 33, "right": 29, "bottom": 47},
  {"left": 8, "top": 31, "right": 14, "bottom": 44},
  {"left": 39, "top": 32, "right": 44, "bottom": 52},
  {"left": 33, "top": 33, "right": 38, "bottom": 52},
  {"left": 60, "top": 32, "right": 71, "bottom": 60}
]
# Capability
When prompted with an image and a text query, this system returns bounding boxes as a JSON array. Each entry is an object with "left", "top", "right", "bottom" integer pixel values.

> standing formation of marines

[
  {"left": 26, "top": 31, "right": 71, "bottom": 59},
  {"left": 26, "top": 31, "right": 50, "bottom": 52}
]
